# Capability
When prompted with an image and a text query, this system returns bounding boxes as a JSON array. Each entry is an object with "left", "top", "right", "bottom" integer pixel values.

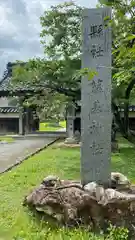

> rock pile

[{"left": 23, "top": 173, "right": 135, "bottom": 235}]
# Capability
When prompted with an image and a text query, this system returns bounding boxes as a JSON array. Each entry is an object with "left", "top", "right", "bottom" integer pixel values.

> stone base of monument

[
  {"left": 65, "top": 137, "right": 80, "bottom": 144},
  {"left": 56, "top": 140, "right": 118, "bottom": 151},
  {"left": 23, "top": 173, "right": 135, "bottom": 236},
  {"left": 59, "top": 137, "right": 81, "bottom": 148},
  {"left": 56, "top": 141, "right": 81, "bottom": 148}
]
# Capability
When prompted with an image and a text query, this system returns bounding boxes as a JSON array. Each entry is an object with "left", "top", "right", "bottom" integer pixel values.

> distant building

[{"left": 0, "top": 62, "right": 41, "bottom": 135}]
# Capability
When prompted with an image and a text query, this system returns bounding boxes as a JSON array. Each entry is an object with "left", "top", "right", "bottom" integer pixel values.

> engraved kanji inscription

[
  {"left": 91, "top": 100, "right": 102, "bottom": 114},
  {"left": 89, "top": 141, "right": 104, "bottom": 156},
  {"left": 91, "top": 45, "right": 104, "bottom": 58},
  {"left": 90, "top": 79, "right": 104, "bottom": 93},
  {"left": 89, "top": 24, "right": 103, "bottom": 38},
  {"left": 88, "top": 120, "right": 103, "bottom": 135}
]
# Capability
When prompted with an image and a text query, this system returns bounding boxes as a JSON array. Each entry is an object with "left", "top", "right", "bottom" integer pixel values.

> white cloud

[{"left": 0, "top": 0, "right": 98, "bottom": 77}]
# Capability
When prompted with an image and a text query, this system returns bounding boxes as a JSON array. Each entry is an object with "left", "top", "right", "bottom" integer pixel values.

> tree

[
  {"left": 23, "top": 90, "right": 68, "bottom": 122},
  {"left": 11, "top": 1, "right": 135, "bottom": 139},
  {"left": 40, "top": 1, "right": 82, "bottom": 59},
  {"left": 99, "top": 0, "right": 135, "bottom": 138},
  {"left": 11, "top": 2, "right": 82, "bottom": 100},
  {"left": 10, "top": 2, "right": 82, "bottom": 122}
]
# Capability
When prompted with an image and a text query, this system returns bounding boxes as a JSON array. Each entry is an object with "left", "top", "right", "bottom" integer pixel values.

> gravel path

[{"left": 0, "top": 138, "right": 56, "bottom": 173}]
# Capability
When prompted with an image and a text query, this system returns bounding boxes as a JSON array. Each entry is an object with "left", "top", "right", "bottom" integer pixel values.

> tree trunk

[
  {"left": 124, "top": 78, "right": 135, "bottom": 138},
  {"left": 112, "top": 101, "right": 125, "bottom": 136}
]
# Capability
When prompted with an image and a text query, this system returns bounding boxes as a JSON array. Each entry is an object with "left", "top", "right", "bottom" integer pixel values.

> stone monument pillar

[
  {"left": 19, "top": 109, "right": 23, "bottom": 135},
  {"left": 19, "top": 98, "right": 24, "bottom": 135},
  {"left": 81, "top": 8, "right": 112, "bottom": 185},
  {"left": 65, "top": 104, "right": 77, "bottom": 144},
  {"left": 24, "top": 108, "right": 29, "bottom": 134}
]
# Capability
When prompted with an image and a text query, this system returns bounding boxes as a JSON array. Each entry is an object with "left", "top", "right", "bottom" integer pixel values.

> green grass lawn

[
  {"left": 0, "top": 136, "right": 14, "bottom": 143},
  {"left": 39, "top": 121, "right": 66, "bottom": 131},
  {"left": 0, "top": 137, "right": 134, "bottom": 239}
]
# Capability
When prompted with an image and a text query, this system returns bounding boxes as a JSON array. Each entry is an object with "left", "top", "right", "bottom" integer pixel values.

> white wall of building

[
  {"left": 0, "top": 97, "right": 9, "bottom": 107},
  {"left": 0, "top": 97, "right": 18, "bottom": 107}
]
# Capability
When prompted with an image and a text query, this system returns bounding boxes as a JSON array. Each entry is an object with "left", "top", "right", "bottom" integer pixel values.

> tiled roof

[
  {"left": 0, "top": 62, "right": 43, "bottom": 94},
  {"left": 0, "top": 77, "right": 11, "bottom": 91},
  {"left": 0, "top": 77, "right": 41, "bottom": 92},
  {"left": 0, "top": 107, "right": 19, "bottom": 113}
]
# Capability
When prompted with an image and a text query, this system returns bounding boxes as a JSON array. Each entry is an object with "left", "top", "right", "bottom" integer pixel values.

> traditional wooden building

[
  {"left": 0, "top": 106, "right": 19, "bottom": 134},
  {"left": 0, "top": 62, "right": 41, "bottom": 135}
]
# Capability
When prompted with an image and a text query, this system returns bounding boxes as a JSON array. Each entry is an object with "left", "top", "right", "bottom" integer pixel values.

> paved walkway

[{"left": 0, "top": 138, "right": 56, "bottom": 173}]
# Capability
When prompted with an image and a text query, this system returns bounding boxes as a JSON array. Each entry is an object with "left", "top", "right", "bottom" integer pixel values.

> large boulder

[{"left": 23, "top": 173, "right": 135, "bottom": 235}]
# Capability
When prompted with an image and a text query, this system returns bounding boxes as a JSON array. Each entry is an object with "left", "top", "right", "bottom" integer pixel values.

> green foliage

[
  {"left": 11, "top": 2, "right": 82, "bottom": 102},
  {"left": 74, "top": 68, "right": 98, "bottom": 81},
  {"left": 106, "top": 224, "right": 129, "bottom": 240},
  {"left": 11, "top": 59, "right": 70, "bottom": 121},
  {"left": 40, "top": 1, "right": 82, "bottom": 59},
  {"left": 12, "top": 57, "right": 81, "bottom": 98},
  {"left": 98, "top": 0, "right": 135, "bottom": 106},
  {"left": 112, "top": 2, "right": 135, "bottom": 84},
  {"left": 24, "top": 91, "right": 67, "bottom": 122}
]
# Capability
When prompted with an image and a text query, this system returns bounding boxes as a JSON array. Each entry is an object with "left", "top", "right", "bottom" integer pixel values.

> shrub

[{"left": 106, "top": 224, "right": 129, "bottom": 240}]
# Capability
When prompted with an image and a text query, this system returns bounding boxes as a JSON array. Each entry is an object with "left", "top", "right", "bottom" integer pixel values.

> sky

[{"left": 0, "top": 0, "right": 98, "bottom": 77}]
